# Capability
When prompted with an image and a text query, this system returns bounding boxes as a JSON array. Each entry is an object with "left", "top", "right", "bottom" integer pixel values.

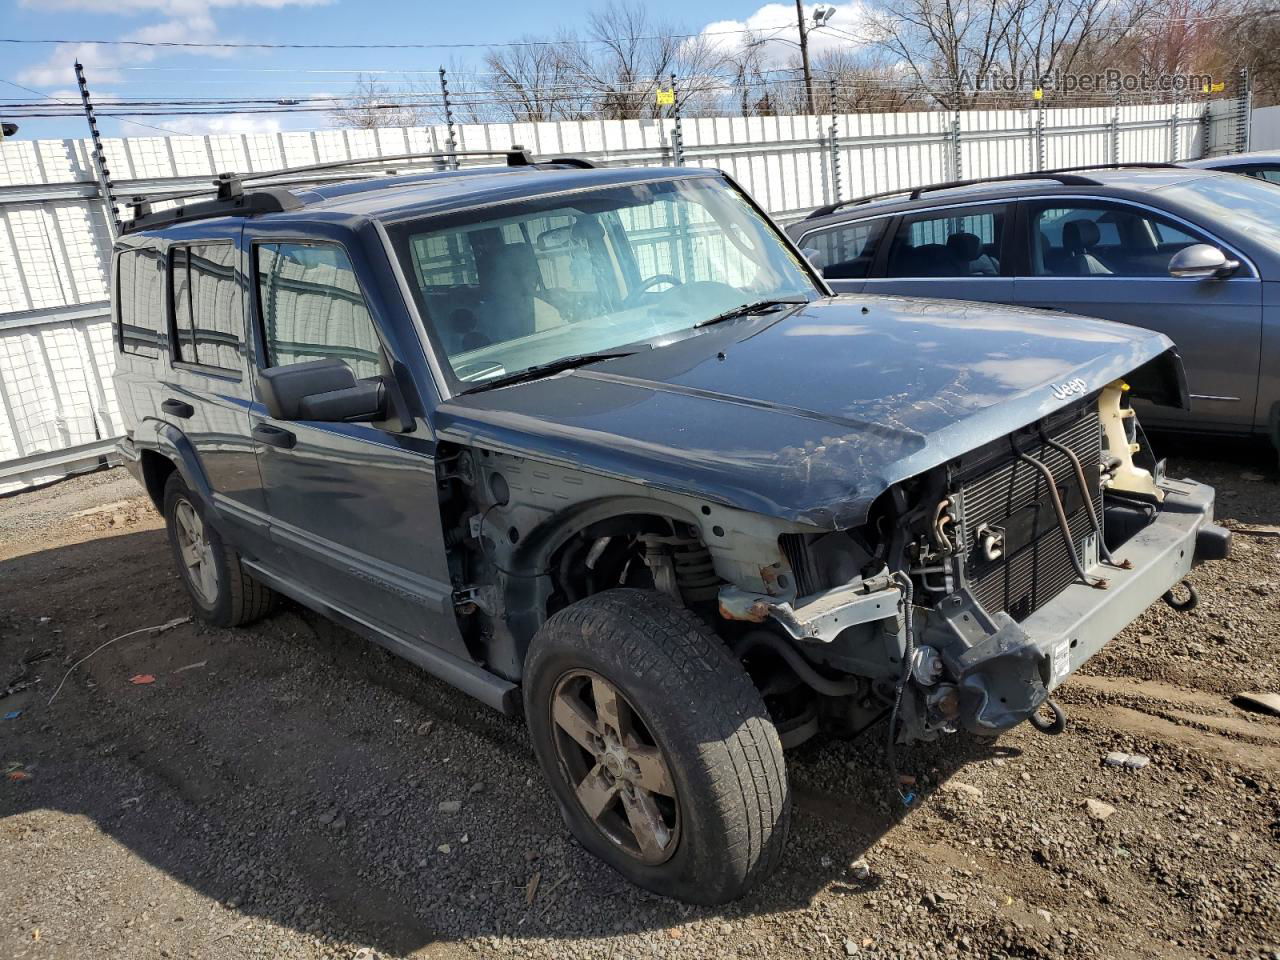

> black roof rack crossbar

[
  {"left": 119, "top": 146, "right": 598, "bottom": 234},
  {"left": 806, "top": 162, "right": 1183, "bottom": 219},
  {"left": 122, "top": 181, "right": 304, "bottom": 234}
]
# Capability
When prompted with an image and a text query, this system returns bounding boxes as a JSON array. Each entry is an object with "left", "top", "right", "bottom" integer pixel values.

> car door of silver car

[
  {"left": 1011, "top": 198, "right": 1262, "bottom": 433},
  {"left": 245, "top": 232, "right": 467, "bottom": 661},
  {"left": 859, "top": 202, "right": 1016, "bottom": 304}
]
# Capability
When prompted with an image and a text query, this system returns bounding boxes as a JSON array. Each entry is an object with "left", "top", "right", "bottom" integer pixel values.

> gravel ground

[{"left": 1, "top": 439, "right": 1279, "bottom": 960}]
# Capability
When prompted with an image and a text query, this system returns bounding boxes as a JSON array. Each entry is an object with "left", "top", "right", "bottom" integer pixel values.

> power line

[
  {"left": 2, "top": 28, "right": 762, "bottom": 51},
  {"left": 0, "top": 78, "right": 186, "bottom": 135}
]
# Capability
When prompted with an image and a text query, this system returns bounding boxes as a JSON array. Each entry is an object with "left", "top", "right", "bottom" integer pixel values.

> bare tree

[
  {"left": 864, "top": 0, "right": 1037, "bottom": 107},
  {"left": 329, "top": 75, "right": 435, "bottom": 129},
  {"left": 1222, "top": 3, "right": 1280, "bottom": 106},
  {"left": 555, "top": 3, "right": 671, "bottom": 118},
  {"left": 484, "top": 34, "right": 591, "bottom": 121}
]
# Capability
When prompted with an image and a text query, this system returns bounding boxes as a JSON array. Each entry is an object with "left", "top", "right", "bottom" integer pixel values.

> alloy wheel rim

[
  {"left": 174, "top": 498, "right": 218, "bottom": 605},
  {"left": 549, "top": 669, "right": 680, "bottom": 866}
]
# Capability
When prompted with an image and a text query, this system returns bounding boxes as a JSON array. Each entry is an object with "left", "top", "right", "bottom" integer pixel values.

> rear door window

[
  {"left": 800, "top": 219, "right": 887, "bottom": 279},
  {"left": 115, "top": 247, "right": 164, "bottom": 358},
  {"left": 883, "top": 206, "right": 1007, "bottom": 277},
  {"left": 170, "top": 242, "right": 243, "bottom": 372},
  {"left": 255, "top": 241, "right": 383, "bottom": 380}
]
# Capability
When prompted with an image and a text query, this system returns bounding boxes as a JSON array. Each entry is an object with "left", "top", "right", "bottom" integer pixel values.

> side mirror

[
  {"left": 1168, "top": 243, "right": 1239, "bottom": 280},
  {"left": 257, "top": 358, "right": 386, "bottom": 423}
]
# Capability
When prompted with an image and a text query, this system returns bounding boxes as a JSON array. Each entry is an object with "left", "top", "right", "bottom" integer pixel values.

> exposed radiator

[{"left": 959, "top": 410, "right": 1103, "bottom": 621}]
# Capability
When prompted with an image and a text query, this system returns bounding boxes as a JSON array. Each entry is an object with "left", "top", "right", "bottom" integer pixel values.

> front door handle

[
  {"left": 161, "top": 398, "right": 194, "bottom": 419},
  {"left": 252, "top": 423, "right": 296, "bottom": 449}
]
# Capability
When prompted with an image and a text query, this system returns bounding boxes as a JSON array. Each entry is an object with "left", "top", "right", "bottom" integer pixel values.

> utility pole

[{"left": 795, "top": 0, "right": 815, "bottom": 116}]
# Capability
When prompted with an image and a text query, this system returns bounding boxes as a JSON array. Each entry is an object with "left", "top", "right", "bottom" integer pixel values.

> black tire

[
  {"left": 524, "top": 588, "right": 790, "bottom": 904},
  {"left": 163, "top": 472, "right": 275, "bottom": 628}
]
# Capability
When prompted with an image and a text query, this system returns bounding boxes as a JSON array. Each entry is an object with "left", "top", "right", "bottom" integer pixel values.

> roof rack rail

[
  {"left": 123, "top": 174, "right": 304, "bottom": 234},
  {"left": 806, "top": 162, "right": 1183, "bottom": 219},
  {"left": 119, "top": 146, "right": 598, "bottom": 234}
]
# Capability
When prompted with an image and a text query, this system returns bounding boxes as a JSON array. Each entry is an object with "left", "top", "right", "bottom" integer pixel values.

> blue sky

[{"left": 0, "top": 0, "right": 870, "bottom": 140}]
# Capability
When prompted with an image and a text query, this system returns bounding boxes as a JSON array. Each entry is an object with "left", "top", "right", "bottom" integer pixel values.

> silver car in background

[
  {"left": 1182, "top": 150, "right": 1280, "bottom": 183},
  {"left": 786, "top": 164, "right": 1280, "bottom": 459}
]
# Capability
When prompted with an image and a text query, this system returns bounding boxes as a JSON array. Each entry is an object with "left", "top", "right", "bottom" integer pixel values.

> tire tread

[{"left": 527, "top": 589, "right": 790, "bottom": 902}]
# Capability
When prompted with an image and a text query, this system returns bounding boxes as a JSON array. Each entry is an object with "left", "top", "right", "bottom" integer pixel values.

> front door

[
  {"left": 1011, "top": 199, "right": 1262, "bottom": 433},
  {"left": 246, "top": 234, "right": 464, "bottom": 659}
]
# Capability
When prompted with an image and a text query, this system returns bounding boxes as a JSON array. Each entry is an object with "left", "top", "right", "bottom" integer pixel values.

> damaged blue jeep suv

[{"left": 112, "top": 149, "right": 1229, "bottom": 904}]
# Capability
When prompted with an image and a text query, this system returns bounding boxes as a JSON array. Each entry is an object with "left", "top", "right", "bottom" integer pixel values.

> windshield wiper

[
  {"left": 458, "top": 349, "right": 636, "bottom": 394},
  {"left": 694, "top": 298, "right": 809, "bottom": 329}
]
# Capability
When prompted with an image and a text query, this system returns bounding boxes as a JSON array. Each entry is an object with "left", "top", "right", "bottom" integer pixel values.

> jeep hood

[{"left": 434, "top": 296, "right": 1183, "bottom": 530}]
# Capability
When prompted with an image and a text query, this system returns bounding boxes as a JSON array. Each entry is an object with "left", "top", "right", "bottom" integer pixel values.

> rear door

[
  {"left": 112, "top": 243, "right": 168, "bottom": 442},
  {"left": 859, "top": 200, "right": 1016, "bottom": 304},
  {"left": 245, "top": 229, "right": 465, "bottom": 660},
  {"left": 160, "top": 227, "right": 271, "bottom": 560},
  {"left": 1011, "top": 198, "right": 1262, "bottom": 433}
]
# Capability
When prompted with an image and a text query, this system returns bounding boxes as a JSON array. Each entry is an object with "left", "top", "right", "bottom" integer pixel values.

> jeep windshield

[{"left": 386, "top": 176, "right": 819, "bottom": 389}]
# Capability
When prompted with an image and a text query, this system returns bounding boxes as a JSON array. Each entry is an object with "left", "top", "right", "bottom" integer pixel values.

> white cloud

[
  {"left": 698, "top": 2, "right": 873, "bottom": 67},
  {"left": 19, "top": 0, "right": 329, "bottom": 11},
  {"left": 162, "top": 114, "right": 284, "bottom": 136},
  {"left": 15, "top": 0, "right": 329, "bottom": 87}
]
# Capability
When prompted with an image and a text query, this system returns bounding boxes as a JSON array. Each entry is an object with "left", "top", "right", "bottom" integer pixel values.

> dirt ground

[{"left": 2, "top": 440, "right": 1279, "bottom": 960}]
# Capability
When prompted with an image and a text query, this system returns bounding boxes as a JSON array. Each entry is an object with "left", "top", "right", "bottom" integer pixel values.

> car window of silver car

[
  {"left": 1027, "top": 201, "right": 1206, "bottom": 278},
  {"left": 800, "top": 218, "right": 888, "bottom": 279},
  {"left": 884, "top": 207, "right": 1006, "bottom": 278}
]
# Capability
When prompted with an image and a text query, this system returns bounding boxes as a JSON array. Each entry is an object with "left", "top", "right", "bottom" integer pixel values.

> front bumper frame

[
  {"left": 719, "top": 477, "right": 1226, "bottom": 738},
  {"left": 940, "top": 477, "right": 1225, "bottom": 734}
]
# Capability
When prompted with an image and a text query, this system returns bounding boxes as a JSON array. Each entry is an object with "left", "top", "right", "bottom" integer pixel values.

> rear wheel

[
  {"left": 163, "top": 472, "right": 275, "bottom": 627},
  {"left": 524, "top": 589, "right": 790, "bottom": 904}
]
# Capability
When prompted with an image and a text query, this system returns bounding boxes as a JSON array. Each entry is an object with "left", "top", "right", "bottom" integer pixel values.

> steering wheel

[{"left": 622, "top": 273, "right": 683, "bottom": 308}]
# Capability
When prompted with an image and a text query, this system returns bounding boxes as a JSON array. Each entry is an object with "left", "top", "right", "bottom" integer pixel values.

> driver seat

[{"left": 474, "top": 240, "right": 565, "bottom": 342}]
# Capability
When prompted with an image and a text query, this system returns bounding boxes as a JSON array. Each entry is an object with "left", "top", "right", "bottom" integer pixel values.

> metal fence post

[
  {"left": 670, "top": 73, "right": 685, "bottom": 166},
  {"left": 1110, "top": 95, "right": 1121, "bottom": 165},
  {"left": 950, "top": 110, "right": 963, "bottom": 181},
  {"left": 75, "top": 61, "right": 119, "bottom": 240},
  {"left": 829, "top": 77, "right": 842, "bottom": 204},
  {"left": 1034, "top": 97, "right": 1046, "bottom": 171},
  {"left": 1236, "top": 65, "right": 1251, "bottom": 153},
  {"left": 1168, "top": 97, "right": 1181, "bottom": 161},
  {"left": 439, "top": 66, "right": 459, "bottom": 169},
  {"left": 1200, "top": 91, "right": 1212, "bottom": 158}
]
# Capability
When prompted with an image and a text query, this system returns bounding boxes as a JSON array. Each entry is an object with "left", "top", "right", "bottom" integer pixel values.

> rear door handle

[
  {"left": 252, "top": 423, "right": 296, "bottom": 449},
  {"left": 161, "top": 398, "right": 194, "bottom": 419}
]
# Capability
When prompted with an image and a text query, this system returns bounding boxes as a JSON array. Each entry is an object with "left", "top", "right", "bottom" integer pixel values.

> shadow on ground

[{"left": 0, "top": 523, "right": 1019, "bottom": 955}]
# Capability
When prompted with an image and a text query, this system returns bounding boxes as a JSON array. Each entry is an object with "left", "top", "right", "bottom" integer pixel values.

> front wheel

[{"left": 523, "top": 589, "right": 790, "bottom": 904}]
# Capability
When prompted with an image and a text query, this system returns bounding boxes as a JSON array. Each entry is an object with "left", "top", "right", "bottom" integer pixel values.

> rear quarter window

[
  {"left": 115, "top": 247, "right": 165, "bottom": 358},
  {"left": 799, "top": 219, "right": 886, "bottom": 280}
]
